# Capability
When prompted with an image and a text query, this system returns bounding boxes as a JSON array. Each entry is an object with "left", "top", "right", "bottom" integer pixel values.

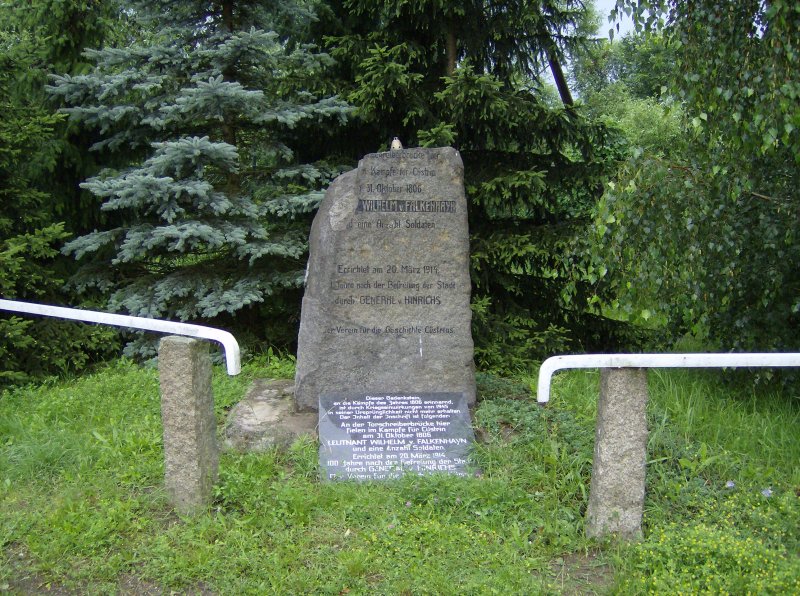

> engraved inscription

[
  {"left": 319, "top": 393, "right": 474, "bottom": 481},
  {"left": 325, "top": 151, "right": 458, "bottom": 336}
]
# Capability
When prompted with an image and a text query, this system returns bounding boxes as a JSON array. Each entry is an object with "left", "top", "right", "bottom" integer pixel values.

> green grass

[
  {"left": 547, "top": 368, "right": 800, "bottom": 593},
  {"left": 1, "top": 360, "right": 799, "bottom": 593}
]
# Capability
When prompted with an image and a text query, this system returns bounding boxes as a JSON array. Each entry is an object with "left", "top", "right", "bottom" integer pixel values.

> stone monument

[{"left": 294, "top": 146, "right": 476, "bottom": 411}]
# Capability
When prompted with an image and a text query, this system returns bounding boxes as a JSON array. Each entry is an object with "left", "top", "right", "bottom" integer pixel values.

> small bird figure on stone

[{"left": 390, "top": 137, "right": 403, "bottom": 150}]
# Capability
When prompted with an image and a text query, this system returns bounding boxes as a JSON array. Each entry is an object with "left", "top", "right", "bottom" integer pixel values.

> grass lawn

[{"left": 1, "top": 355, "right": 798, "bottom": 593}]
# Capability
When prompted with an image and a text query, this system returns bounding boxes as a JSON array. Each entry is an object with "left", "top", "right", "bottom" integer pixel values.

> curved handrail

[
  {"left": 0, "top": 299, "right": 241, "bottom": 375},
  {"left": 537, "top": 352, "right": 800, "bottom": 403}
]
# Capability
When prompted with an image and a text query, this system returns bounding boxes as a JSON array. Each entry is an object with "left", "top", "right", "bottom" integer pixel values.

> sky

[
  {"left": 593, "top": 0, "right": 636, "bottom": 38},
  {"left": 537, "top": 1, "right": 636, "bottom": 90}
]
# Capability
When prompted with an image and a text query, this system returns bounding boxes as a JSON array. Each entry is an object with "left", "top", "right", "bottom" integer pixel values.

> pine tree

[
  {"left": 314, "top": 0, "right": 634, "bottom": 370},
  {"left": 0, "top": 0, "right": 125, "bottom": 386},
  {"left": 0, "top": 62, "right": 70, "bottom": 384},
  {"left": 49, "top": 0, "right": 350, "bottom": 354},
  {"left": 6, "top": 0, "right": 131, "bottom": 238}
]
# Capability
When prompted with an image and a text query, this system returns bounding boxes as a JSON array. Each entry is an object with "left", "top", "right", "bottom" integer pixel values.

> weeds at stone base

[{"left": 1, "top": 360, "right": 799, "bottom": 593}]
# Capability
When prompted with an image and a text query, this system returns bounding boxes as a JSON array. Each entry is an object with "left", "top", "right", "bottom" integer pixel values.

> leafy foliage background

[
  {"left": 595, "top": 0, "right": 800, "bottom": 355},
  {"left": 2, "top": 0, "right": 799, "bottom": 383}
]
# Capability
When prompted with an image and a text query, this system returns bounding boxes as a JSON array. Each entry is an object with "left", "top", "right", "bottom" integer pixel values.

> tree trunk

[
  {"left": 222, "top": 0, "right": 234, "bottom": 32},
  {"left": 445, "top": 26, "right": 457, "bottom": 76},
  {"left": 547, "top": 48, "right": 574, "bottom": 107}
]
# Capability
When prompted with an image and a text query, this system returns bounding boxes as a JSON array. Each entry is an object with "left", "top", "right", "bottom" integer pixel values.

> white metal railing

[
  {"left": 0, "top": 299, "right": 241, "bottom": 375},
  {"left": 537, "top": 353, "right": 800, "bottom": 403}
]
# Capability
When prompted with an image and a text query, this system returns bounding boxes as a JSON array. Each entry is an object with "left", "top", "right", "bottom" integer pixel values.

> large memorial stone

[
  {"left": 295, "top": 147, "right": 475, "bottom": 411},
  {"left": 319, "top": 392, "right": 474, "bottom": 481}
]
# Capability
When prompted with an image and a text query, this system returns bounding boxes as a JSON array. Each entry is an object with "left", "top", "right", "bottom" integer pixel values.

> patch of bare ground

[
  {"left": 474, "top": 421, "right": 518, "bottom": 443},
  {"left": 3, "top": 543, "right": 72, "bottom": 595},
  {"left": 549, "top": 550, "right": 615, "bottom": 595},
  {"left": 2, "top": 543, "right": 214, "bottom": 595},
  {"left": 117, "top": 575, "right": 215, "bottom": 595}
]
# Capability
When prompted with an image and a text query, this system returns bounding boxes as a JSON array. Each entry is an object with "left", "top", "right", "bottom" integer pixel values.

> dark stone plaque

[{"left": 319, "top": 392, "right": 474, "bottom": 481}]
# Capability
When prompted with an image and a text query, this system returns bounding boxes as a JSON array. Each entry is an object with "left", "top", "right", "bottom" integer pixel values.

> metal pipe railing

[
  {"left": 0, "top": 299, "right": 241, "bottom": 375},
  {"left": 537, "top": 352, "right": 800, "bottom": 403}
]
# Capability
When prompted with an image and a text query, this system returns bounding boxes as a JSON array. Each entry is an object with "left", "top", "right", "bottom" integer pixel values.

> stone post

[
  {"left": 158, "top": 336, "right": 218, "bottom": 514},
  {"left": 586, "top": 367, "right": 649, "bottom": 540}
]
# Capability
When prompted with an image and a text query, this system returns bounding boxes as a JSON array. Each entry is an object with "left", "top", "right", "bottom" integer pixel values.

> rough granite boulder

[
  {"left": 294, "top": 147, "right": 476, "bottom": 411},
  {"left": 224, "top": 379, "right": 316, "bottom": 451}
]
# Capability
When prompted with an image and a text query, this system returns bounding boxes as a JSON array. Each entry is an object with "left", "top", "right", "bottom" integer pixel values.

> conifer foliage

[
  {"left": 0, "top": 2, "right": 121, "bottom": 385},
  {"left": 319, "top": 0, "right": 632, "bottom": 370},
  {"left": 50, "top": 0, "right": 349, "bottom": 353}
]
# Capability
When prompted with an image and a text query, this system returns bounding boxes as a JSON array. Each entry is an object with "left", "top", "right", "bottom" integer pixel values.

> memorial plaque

[
  {"left": 295, "top": 147, "right": 476, "bottom": 410},
  {"left": 319, "top": 392, "right": 474, "bottom": 481}
]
